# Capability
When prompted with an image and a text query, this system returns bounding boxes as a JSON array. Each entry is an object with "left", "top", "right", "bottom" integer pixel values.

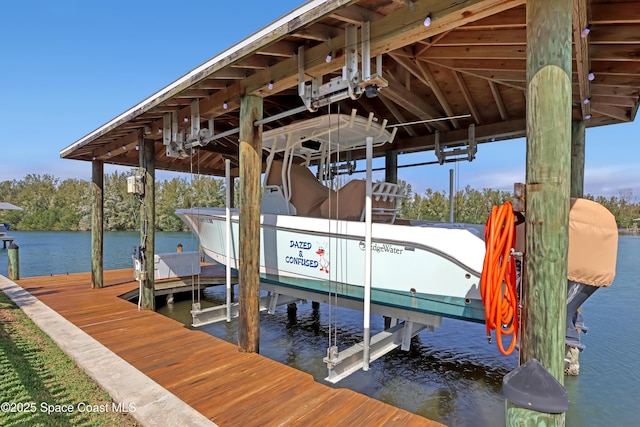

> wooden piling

[
  {"left": 571, "top": 120, "right": 585, "bottom": 198},
  {"left": 139, "top": 138, "right": 156, "bottom": 311},
  {"left": 8, "top": 243, "right": 19, "bottom": 280},
  {"left": 510, "top": 0, "right": 572, "bottom": 424},
  {"left": 91, "top": 159, "right": 104, "bottom": 289},
  {"left": 567, "top": 121, "right": 586, "bottom": 375},
  {"left": 384, "top": 149, "right": 398, "bottom": 184},
  {"left": 238, "top": 94, "right": 263, "bottom": 353}
]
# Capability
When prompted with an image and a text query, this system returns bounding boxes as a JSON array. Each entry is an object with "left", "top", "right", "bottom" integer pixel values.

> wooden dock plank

[{"left": 14, "top": 270, "right": 443, "bottom": 426}]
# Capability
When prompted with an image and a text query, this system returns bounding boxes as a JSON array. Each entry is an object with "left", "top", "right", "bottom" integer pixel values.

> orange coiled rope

[{"left": 480, "top": 201, "right": 518, "bottom": 356}]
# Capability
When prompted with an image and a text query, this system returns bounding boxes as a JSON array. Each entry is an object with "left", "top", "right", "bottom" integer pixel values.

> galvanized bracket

[{"left": 435, "top": 124, "right": 477, "bottom": 165}]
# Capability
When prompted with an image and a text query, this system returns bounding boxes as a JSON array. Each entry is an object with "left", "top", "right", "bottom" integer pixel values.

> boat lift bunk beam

[
  {"left": 260, "top": 281, "right": 442, "bottom": 384},
  {"left": 191, "top": 291, "right": 302, "bottom": 328}
]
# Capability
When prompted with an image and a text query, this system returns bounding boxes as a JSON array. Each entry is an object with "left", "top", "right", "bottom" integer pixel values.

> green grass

[{"left": 0, "top": 292, "right": 139, "bottom": 427}]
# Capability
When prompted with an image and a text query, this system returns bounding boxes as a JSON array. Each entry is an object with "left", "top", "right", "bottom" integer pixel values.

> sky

[{"left": 1, "top": 0, "right": 639, "bottom": 199}]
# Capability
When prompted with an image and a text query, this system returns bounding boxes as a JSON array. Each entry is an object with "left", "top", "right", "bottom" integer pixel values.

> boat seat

[
  {"left": 261, "top": 185, "right": 297, "bottom": 215},
  {"left": 320, "top": 180, "right": 402, "bottom": 223},
  {"left": 265, "top": 160, "right": 334, "bottom": 217}
]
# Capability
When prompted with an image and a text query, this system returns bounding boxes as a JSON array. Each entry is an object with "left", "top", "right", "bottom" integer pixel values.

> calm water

[{"left": 1, "top": 231, "right": 638, "bottom": 426}]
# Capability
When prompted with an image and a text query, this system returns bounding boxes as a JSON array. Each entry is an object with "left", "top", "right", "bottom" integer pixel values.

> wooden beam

[
  {"left": 421, "top": 57, "right": 528, "bottom": 93},
  {"left": 91, "top": 160, "right": 104, "bottom": 289},
  {"left": 380, "top": 73, "right": 448, "bottom": 131},
  {"left": 378, "top": 95, "right": 418, "bottom": 137},
  {"left": 573, "top": 0, "right": 592, "bottom": 120},
  {"left": 389, "top": 118, "right": 526, "bottom": 154},
  {"left": 419, "top": 58, "right": 526, "bottom": 71},
  {"left": 329, "top": 4, "right": 383, "bottom": 25},
  {"left": 435, "top": 28, "right": 526, "bottom": 46},
  {"left": 489, "top": 81, "right": 508, "bottom": 121},
  {"left": 590, "top": 2, "right": 640, "bottom": 24},
  {"left": 390, "top": 53, "right": 461, "bottom": 129},
  {"left": 453, "top": 71, "right": 484, "bottom": 125},
  {"left": 590, "top": 103, "right": 631, "bottom": 122},
  {"left": 238, "top": 95, "right": 263, "bottom": 353}
]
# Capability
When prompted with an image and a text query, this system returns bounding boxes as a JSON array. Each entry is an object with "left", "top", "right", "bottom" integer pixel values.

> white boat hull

[{"left": 177, "top": 207, "right": 487, "bottom": 322}]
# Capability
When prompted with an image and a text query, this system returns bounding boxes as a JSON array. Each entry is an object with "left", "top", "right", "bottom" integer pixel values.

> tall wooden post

[
  {"left": 238, "top": 95, "right": 263, "bottom": 353},
  {"left": 8, "top": 243, "right": 19, "bottom": 280},
  {"left": 384, "top": 149, "right": 398, "bottom": 183},
  {"left": 91, "top": 160, "right": 104, "bottom": 289},
  {"left": 566, "top": 119, "right": 586, "bottom": 375},
  {"left": 511, "top": 0, "right": 572, "bottom": 424},
  {"left": 229, "top": 177, "right": 236, "bottom": 208},
  {"left": 570, "top": 120, "right": 585, "bottom": 198},
  {"left": 139, "top": 138, "right": 156, "bottom": 310}
]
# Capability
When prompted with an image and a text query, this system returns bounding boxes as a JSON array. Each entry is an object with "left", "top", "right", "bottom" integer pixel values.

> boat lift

[
  {"left": 190, "top": 278, "right": 442, "bottom": 383},
  {"left": 189, "top": 138, "right": 443, "bottom": 383}
]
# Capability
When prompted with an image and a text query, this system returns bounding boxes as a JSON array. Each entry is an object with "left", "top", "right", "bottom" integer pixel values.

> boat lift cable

[{"left": 385, "top": 114, "right": 471, "bottom": 128}]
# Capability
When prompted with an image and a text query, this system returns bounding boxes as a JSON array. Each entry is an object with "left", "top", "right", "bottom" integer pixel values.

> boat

[{"left": 177, "top": 112, "right": 488, "bottom": 323}]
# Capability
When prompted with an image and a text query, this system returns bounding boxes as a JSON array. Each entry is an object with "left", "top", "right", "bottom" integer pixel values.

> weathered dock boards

[{"left": 14, "top": 269, "right": 441, "bottom": 426}]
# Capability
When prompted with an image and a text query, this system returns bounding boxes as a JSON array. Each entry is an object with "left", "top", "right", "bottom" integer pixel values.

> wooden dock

[{"left": 14, "top": 269, "right": 442, "bottom": 426}]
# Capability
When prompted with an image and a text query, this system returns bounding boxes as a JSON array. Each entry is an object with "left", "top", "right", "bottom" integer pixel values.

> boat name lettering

[
  {"left": 359, "top": 241, "right": 403, "bottom": 255},
  {"left": 289, "top": 240, "right": 312, "bottom": 250},
  {"left": 285, "top": 256, "right": 319, "bottom": 268}
]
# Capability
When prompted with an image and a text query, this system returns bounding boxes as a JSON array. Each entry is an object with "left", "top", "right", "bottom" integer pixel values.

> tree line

[{"left": 1, "top": 172, "right": 638, "bottom": 231}]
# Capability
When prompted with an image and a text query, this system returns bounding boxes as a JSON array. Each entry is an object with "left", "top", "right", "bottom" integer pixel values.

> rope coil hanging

[{"left": 480, "top": 201, "right": 519, "bottom": 356}]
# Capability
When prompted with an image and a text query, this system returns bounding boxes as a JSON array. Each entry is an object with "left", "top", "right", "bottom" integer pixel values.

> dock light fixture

[
  {"left": 588, "top": 71, "right": 595, "bottom": 81},
  {"left": 581, "top": 25, "right": 591, "bottom": 38},
  {"left": 325, "top": 50, "right": 333, "bottom": 63},
  {"left": 122, "top": 145, "right": 126, "bottom": 151},
  {"left": 423, "top": 14, "right": 432, "bottom": 27},
  {"left": 158, "top": 127, "right": 163, "bottom": 134},
  {"left": 585, "top": 114, "right": 592, "bottom": 119},
  {"left": 135, "top": 145, "right": 139, "bottom": 151},
  {"left": 223, "top": 101, "right": 228, "bottom": 109},
  {"left": 183, "top": 116, "right": 189, "bottom": 123},
  {"left": 268, "top": 80, "right": 274, "bottom": 90},
  {"left": 107, "top": 151, "right": 111, "bottom": 156},
  {"left": 583, "top": 97, "right": 591, "bottom": 104}
]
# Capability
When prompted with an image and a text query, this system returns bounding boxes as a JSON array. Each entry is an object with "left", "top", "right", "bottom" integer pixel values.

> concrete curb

[{"left": 0, "top": 275, "right": 218, "bottom": 427}]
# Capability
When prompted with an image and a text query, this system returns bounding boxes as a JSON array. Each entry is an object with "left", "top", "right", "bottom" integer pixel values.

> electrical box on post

[{"left": 127, "top": 174, "right": 144, "bottom": 195}]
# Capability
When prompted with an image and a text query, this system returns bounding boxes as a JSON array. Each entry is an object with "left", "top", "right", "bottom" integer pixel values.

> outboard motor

[{"left": 565, "top": 198, "right": 618, "bottom": 370}]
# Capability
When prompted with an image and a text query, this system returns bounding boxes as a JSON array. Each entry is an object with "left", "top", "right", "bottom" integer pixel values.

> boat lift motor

[{"left": 298, "top": 22, "right": 388, "bottom": 112}]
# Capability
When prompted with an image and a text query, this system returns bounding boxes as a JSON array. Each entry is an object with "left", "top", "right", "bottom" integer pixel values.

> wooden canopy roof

[{"left": 60, "top": 0, "right": 640, "bottom": 176}]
